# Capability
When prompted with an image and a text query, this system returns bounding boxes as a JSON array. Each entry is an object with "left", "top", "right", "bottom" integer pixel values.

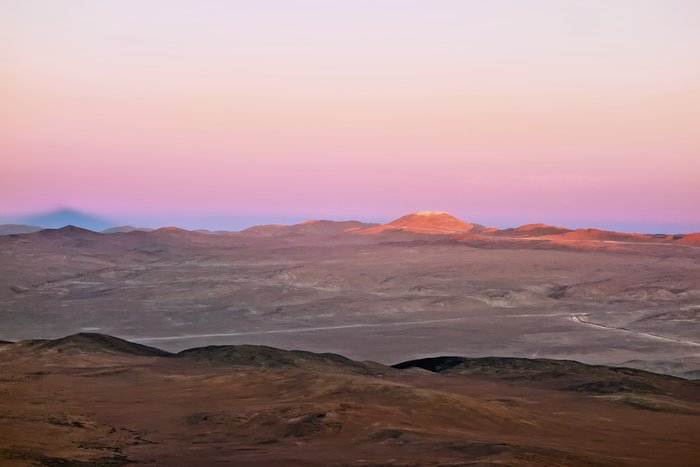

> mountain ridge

[
  {"left": 358, "top": 211, "right": 481, "bottom": 235},
  {"left": 5, "top": 333, "right": 698, "bottom": 383},
  {"left": 4, "top": 209, "right": 697, "bottom": 237}
]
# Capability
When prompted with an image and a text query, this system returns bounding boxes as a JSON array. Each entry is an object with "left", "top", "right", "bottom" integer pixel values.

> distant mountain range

[
  {"left": 1, "top": 209, "right": 698, "bottom": 241},
  {"left": 102, "top": 225, "right": 154, "bottom": 234}
]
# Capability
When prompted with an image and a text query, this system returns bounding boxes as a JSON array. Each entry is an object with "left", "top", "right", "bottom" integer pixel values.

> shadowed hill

[
  {"left": 37, "top": 225, "right": 100, "bottom": 236},
  {"left": 16, "top": 333, "right": 172, "bottom": 357},
  {"left": 7, "top": 335, "right": 384, "bottom": 373},
  {"left": 178, "top": 344, "right": 388, "bottom": 374},
  {"left": 392, "top": 355, "right": 686, "bottom": 381},
  {"left": 1, "top": 334, "right": 699, "bottom": 465},
  {"left": 392, "top": 356, "right": 699, "bottom": 403}
]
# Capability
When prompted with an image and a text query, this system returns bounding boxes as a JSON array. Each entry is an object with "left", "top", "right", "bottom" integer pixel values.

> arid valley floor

[{"left": 1, "top": 212, "right": 699, "bottom": 465}]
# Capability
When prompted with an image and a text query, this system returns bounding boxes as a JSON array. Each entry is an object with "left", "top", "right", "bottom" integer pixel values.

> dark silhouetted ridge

[
  {"left": 392, "top": 356, "right": 699, "bottom": 403},
  {"left": 393, "top": 356, "right": 589, "bottom": 374},
  {"left": 38, "top": 225, "right": 100, "bottom": 236},
  {"left": 392, "top": 356, "right": 676, "bottom": 379},
  {"left": 178, "top": 344, "right": 385, "bottom": 374},
  {"left": 21, "top": 333, "right": 172, "bottom": 357}
]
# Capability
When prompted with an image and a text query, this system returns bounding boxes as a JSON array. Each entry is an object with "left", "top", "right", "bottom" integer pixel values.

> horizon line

[{"left": 2, "top": 207, "right": 699, "bottom": 236}]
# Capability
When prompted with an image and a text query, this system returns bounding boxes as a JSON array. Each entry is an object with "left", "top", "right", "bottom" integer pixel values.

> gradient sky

[{"left": 2, "top": 1, "right": 699, "bottom": 232}]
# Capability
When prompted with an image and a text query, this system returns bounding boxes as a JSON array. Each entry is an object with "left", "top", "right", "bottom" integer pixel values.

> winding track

[
  {"left": 130, "top": 312, "right": 568, "bottom": 343},
  {"left": 131, "top": 316, "right": 478, "bottom": 342},
  {"left": 130, "top": 311, "right": 700, "bottom": 351},
  {"left": 570, "top": 314, "right": 700, "bottom": 347}
]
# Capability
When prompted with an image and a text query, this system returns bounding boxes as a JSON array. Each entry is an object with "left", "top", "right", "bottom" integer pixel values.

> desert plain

[
  {"left": 1, "top": 212, "right": 699, "bottom": 376},
  {"left": 1, "top": 211, "right": 699, "bottom": 465}
]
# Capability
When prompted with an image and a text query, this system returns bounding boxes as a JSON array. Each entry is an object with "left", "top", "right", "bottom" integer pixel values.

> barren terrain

[
  {"left": 1, "top": 212, "right": 700, "bottom": 465},
  {"left": 1, "top": 213, "right": 699, "bottom": 378},
  {"left": 0, "top": 333, "right": 699, "bottom": 466}
]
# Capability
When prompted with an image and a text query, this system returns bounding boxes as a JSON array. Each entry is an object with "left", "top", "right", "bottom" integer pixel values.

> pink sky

[{"left": 2, "top": 1, "right": 699, "bottom": 231}]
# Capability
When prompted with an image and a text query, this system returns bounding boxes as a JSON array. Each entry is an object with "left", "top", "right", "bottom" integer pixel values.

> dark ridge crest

[
  {"left": 177, "top": 344, "right": 385, "bottom": 374},
  {"left": 20, "top": 333, "right": 172, "bottom": 357},
  {"left": 38, "top": 225, "right": 100, "bottom": 235}
]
